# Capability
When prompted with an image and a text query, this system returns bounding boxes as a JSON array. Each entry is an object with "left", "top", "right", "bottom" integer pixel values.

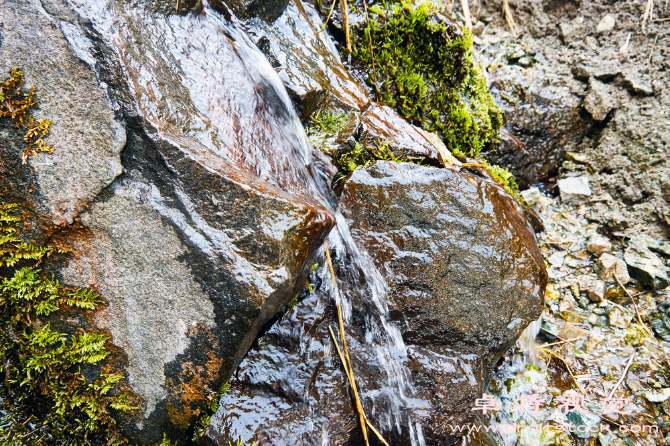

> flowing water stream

[{"left": 326, "top": 212, "right": 429, "bottom": 445}]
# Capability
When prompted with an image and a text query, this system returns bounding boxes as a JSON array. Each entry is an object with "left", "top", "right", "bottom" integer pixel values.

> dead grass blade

[
  {"left": 614, "top": 273, "right": 653, "bottom": 336},
  {"left": 325, "top": 241, "right": 390, "bottom": 446},
  {"left": 502, "top": 0, "right": 518, "bottom": 37},
  {"left": 607, "top": 355, "right": 635, "bottom": 399},
  {"left": 461, "top": 0, "right": 472, "bottom": 30}
]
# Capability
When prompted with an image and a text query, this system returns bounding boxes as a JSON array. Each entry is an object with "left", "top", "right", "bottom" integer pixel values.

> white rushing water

[
  {"left": 323, "top": 212, "right": 428, "bottom": 445},
  {"left": 64, "top": 0, "right": 427, "bottom": 442},
  {"left": 518, "top": 314, "right": 543, "bottom": 368}
]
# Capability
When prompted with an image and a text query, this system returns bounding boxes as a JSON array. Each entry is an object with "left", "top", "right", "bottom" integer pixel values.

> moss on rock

[
  {"left": 0, "top": 70, "right": 136, "bottom": 446},
  {"left": 352, "top": 0, "right": 503, "bottom": 159}
]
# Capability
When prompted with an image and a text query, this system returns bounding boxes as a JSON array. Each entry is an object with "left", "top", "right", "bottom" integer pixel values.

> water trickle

[
  {"left": 517, "top": 315, "right": 543, "bottom": 368},
  {"left": 325, "top": 212, "right": 429, "bottom": 444}
]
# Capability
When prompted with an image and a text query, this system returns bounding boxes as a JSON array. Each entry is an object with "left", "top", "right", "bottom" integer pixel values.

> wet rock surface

[
  {"left": 340, "top": 162, "right": 546, "bottom": 442},
  {"left": 245, "top": 0, "right": 370, "bottom": 117},
  {"left": 483, "top": 187, "right": 670, "bottom": 446},
  {"left": 0, "top": 0, "right": 334, "bottom": 442},
  {"left": 340, "top": 162, "right": 546, "bottom": 356},
  {"left": 485, "top": 64, "right": 589, "bottom": 189},
  {"left": 208, "top": 161, "right": 547, "bottom": 444}
]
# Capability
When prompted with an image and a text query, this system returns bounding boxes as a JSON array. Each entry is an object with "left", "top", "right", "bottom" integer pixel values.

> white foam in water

[
  {"left": 518, "top": 315, "right": 543, "bottom": 367},
  {"left": 327, "top": 211, "right": 429, "bottom": 444}
]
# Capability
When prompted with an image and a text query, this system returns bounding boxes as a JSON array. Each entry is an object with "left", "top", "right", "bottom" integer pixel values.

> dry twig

[
  {"left": 321, "top": 0, "right": 338, "bottom": 31},
  {"left": 648, "top": 34, "right": 659, "bottom": 64},
  {"left": 539, "top": 347, "right": 584, "bottom": 394},
  {"left": 325, "top": 241, "right": 389, "bottom": 446},
  {"left": 540, "top": 327, "right": 579, "bottom": 347},
  {"left": 461, "top": 0, "right": 472, "bottom": 30},
  {"left": 536, "top": 337, "right": 580, "bottom": 348},
  {"left": 642, "top": 0, "right": 654, "bottom": 33},
  {"left": 361, "top": 0, "right": 379, "bottom": 101},
  {"left": 341, "top": 0, "right": 351, "bottom": 55},
  {"left": 614, "top": 273, "right": 653, "bottom": 336},
  {"left": 607, "top": 355, "right": 635, "bottom": 399},
  {"left": 502, "top": 0, "right": 518, "bottom": 37}
]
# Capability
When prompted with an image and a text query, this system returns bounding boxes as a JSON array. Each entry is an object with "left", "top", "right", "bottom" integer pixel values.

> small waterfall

[
  {"left": 517, "top": 315, "right": 542, "bottom": 367},
  {"left": 324, "top": 212, "right": 428, "bottom": 445}
]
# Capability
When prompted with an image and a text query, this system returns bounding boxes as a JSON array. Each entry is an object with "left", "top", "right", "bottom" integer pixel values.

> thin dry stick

[
  {"left": 539, "top": 347, "right": 584, "bottom": 394},
  {"left": 461, "top": 0, "right": 472, "bottom": 29},
  {"left": 502, "top": 0, "right": 518, "bottom": 37},
  {"left": 620, "top": 32, "right": 632, "bottom": 55},
  {"left": 462, "top": 163, "right": 488, "bottom": 168},
  {"left": 325, "top": 242, "right": 370, "bottom": 446},
  {"left": 540, "top": 327, "right": 579, "bottom": 347},
  {"left": 642, "top": 0, "right": 654, "bottom": 33},
  {"left": 366, "top": 420, "right": 391, "bottom": 446},
  {"left": 341, "top": 0, "right": 351, "bottom": 56},
  {"left": 175, "top": 0, "right": 180, "bottom": 11},
  {"left": 614, "top": 273, "right": 653, "bottom": 336},
  {"left": 607, "top": 355, "right": 635, "bottom": 399},
  {"left": 329, "top": 324, "right": 382, "bottom": 446},
  {"left": 321, "top": 0, "right": 338, "bottom": 31},
  {"left": 653, "top": 16, "right": 670, "bottom": 21},
  {"left": 361, "top": 0, "right": 379, "bottom": 101},
  {"left": 536, "top": 337, "right": 581, "bottom": 348},
  {"left": 648, "top": 34, "right": 659, "bottom": 64},
  {"left": 329, "top": 325, "right": 352, "bottom": 381}
]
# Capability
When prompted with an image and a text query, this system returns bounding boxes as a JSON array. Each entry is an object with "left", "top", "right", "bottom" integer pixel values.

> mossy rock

[{"left": 351, "top": 0, "right": 503, "bottom": 158}]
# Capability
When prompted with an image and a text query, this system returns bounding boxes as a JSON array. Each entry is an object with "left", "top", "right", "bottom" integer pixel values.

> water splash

[
  {"left": 517, "top": 315, "right": 543, "bottom": 368},
  {"left": 325, "top": 212, "right": 428, "bottom": 445}
]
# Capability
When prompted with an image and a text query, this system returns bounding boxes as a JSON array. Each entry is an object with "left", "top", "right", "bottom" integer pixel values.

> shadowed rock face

[
  {"left": 0, "top": 0, "right": 334, "bottom": 442},
  {"left": 485, "top": 66, "right": 589, "bottom": 189},
  {"left": 208, "top": 161, "right": 546, "bottom": 445}
]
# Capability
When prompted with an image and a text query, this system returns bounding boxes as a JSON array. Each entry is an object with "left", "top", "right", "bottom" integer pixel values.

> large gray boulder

[
  {"left": 207, "top": 161, "right": 547, "bottom": 444},
  {"left": 0, "top": 0, "right": 333, "bottom": 442}
]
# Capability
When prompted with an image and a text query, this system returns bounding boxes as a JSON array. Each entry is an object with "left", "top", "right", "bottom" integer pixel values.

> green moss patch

[
  {"left": 352, "top": 0, "right": 502, "bottom": 159},
  {"left": 335, "top": 140, "right": 406, "bottom": 175},
  {"left": 0, "top": 70, "right": 136, "bottom": 445},
  {"left": 0, "top": 204, "right": 137, "bottom": 445}
]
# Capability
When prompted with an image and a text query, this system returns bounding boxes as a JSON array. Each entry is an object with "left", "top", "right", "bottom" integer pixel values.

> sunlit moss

[
  {"left": 0, "top": 69, "right": 54, "bottom": 163},
  {"left": 306, "top": 109, "right": 349, "bottom": 138},
  {"left": 352, "top": 0, "right": 503, "bottom": 158},
  {"left": 0, "top": 204, "right": 137, "bottom": 445}
]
